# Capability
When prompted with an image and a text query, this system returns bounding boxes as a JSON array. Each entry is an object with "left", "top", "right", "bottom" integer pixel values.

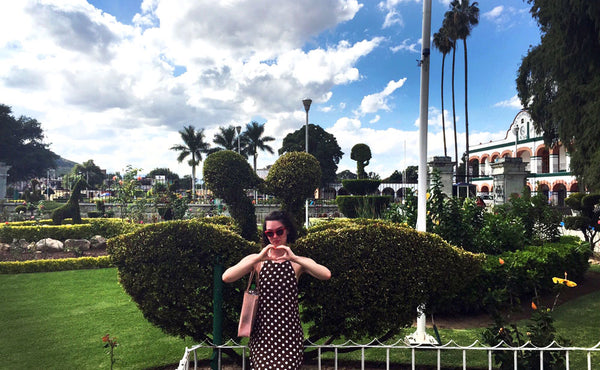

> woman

[{"left": 222, "top": 210, "right": 331, "bottom": 369}]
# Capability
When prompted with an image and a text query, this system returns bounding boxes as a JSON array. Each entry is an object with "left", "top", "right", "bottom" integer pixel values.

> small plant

[{"left": 102, "top": 334, "right": 118, "bottom": 370}]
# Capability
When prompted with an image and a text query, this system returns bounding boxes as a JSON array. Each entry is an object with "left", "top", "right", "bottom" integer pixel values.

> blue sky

[{"left": 0, "top": 0, "right": 541, "bottom": 179}]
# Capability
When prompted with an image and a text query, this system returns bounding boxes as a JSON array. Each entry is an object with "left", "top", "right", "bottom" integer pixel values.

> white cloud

[
  {"left": 358, "top": 78, "right": 407, "bottom": 115},
  {"left": 483, "top": 5, "right": 530, "bottom": 30},
  {"left": 390, "top": 38, "right": 421, "bottom": 53},
  {"left": 369, "top": 115, "right": 380, "bottom": 123},
  {"left": 494, "top": 94, "right": 523, "bottom": 109}
]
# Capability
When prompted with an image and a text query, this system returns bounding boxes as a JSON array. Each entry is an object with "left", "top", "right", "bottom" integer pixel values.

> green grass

[
  {"left": 2, "top": 267, "right": 599, "bottom": 369},
  {"left": 0, "top": 268, "right": 192, "bottom": 369}
]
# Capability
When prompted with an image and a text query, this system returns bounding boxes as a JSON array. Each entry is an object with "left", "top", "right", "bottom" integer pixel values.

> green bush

[
  {"left": 341, "top": 179, "right": 381, "bottom": 195},
  {"left": 204, "top": 150, "right": 261, "bottom": 241},
  {"left": 294, "top": 221, "right": 484, "bottom": 340},
  {"left": 439, "top": 236, "right": 591, "bottom": 315},
  {"left": 107, "top": 219, "right": 257, "bottom": 342},
  {"left": 14, "top": 205, "right": 27, "bottom": 213},
  {"left": 265, "top": 152, "right": 321, "bottom": 229},
  {"left": 0, "top": 256, "right": 112, "bottom": 274},
  {"left": 0, "top": 218, "right": 139, "bottom": 243},
  {"left": 335, "top": 195, "right": 391, "bottom": 218}
]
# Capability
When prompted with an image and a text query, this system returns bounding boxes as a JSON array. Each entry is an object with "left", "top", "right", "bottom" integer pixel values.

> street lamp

[
  {"left": 236, "top": 126, "right": 242, "bottom": 154},
  {"left": 302, "top": 98, "right": 312, "bottom": 228}
]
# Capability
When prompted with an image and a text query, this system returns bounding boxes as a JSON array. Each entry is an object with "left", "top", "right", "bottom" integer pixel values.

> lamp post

[
  {"left": 302, "top": 99, "right": 312, "bottom": 229},
  {"left": 236, "top": 126, "right": 242, "bottom": 154}
]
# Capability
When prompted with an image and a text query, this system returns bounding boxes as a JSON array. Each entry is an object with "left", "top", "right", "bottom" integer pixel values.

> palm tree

[
  {"left": 242, "top": 121, "right": 275, "bottom": 172},
  {"left": 442, "top": 14, "right": 459, "bottom": 170},
  {"left": 433, "top": 27, "right": 453, "bottom": 157},
  {"left": 170, "top": 125, "right": 210, "bottom": 199},
  {"left": 448, "top": 0, "right": 480, "bottom": 182},
  {"left": 211, "top": 125, "right": 238, "bottom": 152}
]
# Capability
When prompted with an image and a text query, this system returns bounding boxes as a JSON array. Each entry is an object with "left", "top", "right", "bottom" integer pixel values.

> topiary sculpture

[
  {"left": 51, "top": 177, "right": 88, "bottom": 225},
  {"left": 350, "top": 143, "right": 371, "bottom": 179}
]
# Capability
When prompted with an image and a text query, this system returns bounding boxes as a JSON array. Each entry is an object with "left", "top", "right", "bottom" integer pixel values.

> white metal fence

[{"left": 177, "top": 339, "right": 600, "bottom": 369}]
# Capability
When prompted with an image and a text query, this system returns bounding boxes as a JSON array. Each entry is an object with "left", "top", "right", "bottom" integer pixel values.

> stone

[
  {"left": 0, "top": 243, "right": 10, "bottom": 252},
  {"left": 35, "top": 238, "right": 64, "bottom": 252},
  {"left": 90, "top": 235, "right": 107, "bottom": 249},
  {"left": 64, "top": 239, "right": 91, "bottom": 251}
]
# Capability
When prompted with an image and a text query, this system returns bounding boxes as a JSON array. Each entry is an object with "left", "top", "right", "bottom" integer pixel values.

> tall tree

[
  {"left": 442, "top": 14, "right": 459, "bottom": 168},
  {"left": 170, "top": 125, "right": 210, "bottom": 199},
  {"left": 0, "top": 104, "right": 58, "bottom": 183},
  {"left": 211, "top": 125, "right": 238, "bottom": 153},
  {"left": 432, "top": 27, "right": 453, "bottom": 157},
  {"left": 70, "top": 159, "right": 105, "bottom": 189},
  {"left": 279, "top": 124, "right": 343, "bottom": 187},
  {"left": 242, "top": 121, "right": 275, "bottom": 172},
  {"left": 517, "top": 0, "right": 600, "bottom": 191},
  {"left": 450, "top": 0, "right": 479, "bottom": 181}
]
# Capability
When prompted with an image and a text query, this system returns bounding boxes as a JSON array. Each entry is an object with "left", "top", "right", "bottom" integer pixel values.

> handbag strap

[{"left": 245, "top": 269, "right": 259, "bottom": 292}]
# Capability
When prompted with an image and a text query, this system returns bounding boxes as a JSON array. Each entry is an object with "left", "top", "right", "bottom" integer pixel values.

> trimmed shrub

[
  {"left": 294, "top": 221, "right": 484, "bottom": 340},
  {"left": 204, "top": 150, "right": 261, "bottom": 241},
  {"left": 335, "top": 195, "right": 391, "bottom": 218},
  {"left": 107, "top": 219, "right": 257, "bottom": 342},
  {"left": 350, "top": 143, "right": 371, "bottom": 179},
  {"left": 265, "top": 152, "right": 321, "bottom": 229},
  {"left": 341, "top": 179, "right": 381, "bottom": 195},
  {"left": 0, "top": 256, "right": 112, "bottom": 274},
  {"left": 0, "top": 218, "right": 139, "bottom": 243}
]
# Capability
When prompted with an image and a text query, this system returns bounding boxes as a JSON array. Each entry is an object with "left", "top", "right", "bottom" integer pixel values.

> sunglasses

[{"left": 264, "top": 228, "right": 286, "bottom": 238}]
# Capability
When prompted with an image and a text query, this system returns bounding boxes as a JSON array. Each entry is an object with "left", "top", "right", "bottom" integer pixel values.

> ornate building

[{"left": 469, "top": 111, "right": 578, "bottom": 206}]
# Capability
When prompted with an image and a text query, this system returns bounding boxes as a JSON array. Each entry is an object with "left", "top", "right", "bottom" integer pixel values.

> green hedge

[
  {"left": 341, "top": 179, "right": 381, "bottom": 195},
  {"left": 335, "top": 195, "right": 392, "bottom": 218},
  {"left": 0, "top": 256, "right": 112, "bottom": 274},
  {"left": 437, "top": 236, "right": 592, "bottom": 315},
  {"left": 295, "top": 221, "right": 484, "bottom": 340},
  {"left": 0, "top": 218, "right": 140, "bottom": 243},
  {"left": 108, "top": 218, "right": 256, "bottom": 342}
]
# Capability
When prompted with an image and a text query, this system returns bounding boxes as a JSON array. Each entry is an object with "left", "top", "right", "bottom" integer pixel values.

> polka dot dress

[{"left": 249, "top": 261, "right": 303, "bottom": 369}]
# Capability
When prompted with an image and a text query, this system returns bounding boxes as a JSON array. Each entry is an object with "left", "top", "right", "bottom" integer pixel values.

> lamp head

[
  {"left": 302, "top": 98, "right": 312, "bottom": 112},
  {"left": 235, "top": 126, "right": 242, "bottom": 134}
]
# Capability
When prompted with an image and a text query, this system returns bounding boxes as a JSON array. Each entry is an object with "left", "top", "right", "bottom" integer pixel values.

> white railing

[{"left": 177, "top": 339, "right": 600, "bottom": 370}]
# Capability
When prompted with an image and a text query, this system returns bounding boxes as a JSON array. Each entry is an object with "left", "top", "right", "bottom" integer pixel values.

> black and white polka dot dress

[{"left": 249, "top": 260, "right": 304, "bottom": 369}]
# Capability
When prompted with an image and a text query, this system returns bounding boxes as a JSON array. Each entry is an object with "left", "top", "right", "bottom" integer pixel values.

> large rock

[
  {"left": 35, "top": 238, "right": 64, "bottom": 252},
  {"left": 0, "top": 243, "right": 9, "bottom": 252},
  {"left": 64, "top": 239, "right": 91, "bottom": 251},
  {"left": 90, "top": 235, "right": 107, "bottom": 250}
]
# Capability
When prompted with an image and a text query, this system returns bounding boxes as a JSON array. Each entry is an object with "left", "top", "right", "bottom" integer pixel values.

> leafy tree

[
  {"left": 516, "top": 0, "right": 600, "bottom": 191},
  {"left": 242, "top": 121, "right": 275, "bottom": 172},
  {"left": 0, "top": 104, "right": 58, "bottom": 183},
  {"left": 265, "top": 152, "right": 321, "bottom": 230},
  {"left": 383, "top": 170, "right": 403, "bottom": 183},
  {"left": 147, "top": 167, "right": 180, "bottom": 190},
  {"left": 170, "top": 125, "right": 210, "bottom": 199},
  {"left": 432, "top": 27, "right": 453, "bottom": 157},
  {"left": 350, "top": 143, "right": 372, "bottom": 179},
  {"left": 336, "top": 170, "right": 357, "bottom": 181},
  {"left": 70, "top": 159, "right": 105, "bottom": 189},
  {"left": 279, "top": 124, "right": 343, "bottom": 187},
  {"left": 564, "top": 193, "right": 600, "bottom": 251},
  {"left": 203, "top": 150, "right": 262, "bottom": 240},
  {"left": 404, "top": 165, "right": 418, "bottom": 183}
]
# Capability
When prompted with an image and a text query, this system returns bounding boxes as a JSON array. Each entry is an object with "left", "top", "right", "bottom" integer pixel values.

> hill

[{"left": 54, "top": 155, "right": 78, "bottom": 176}]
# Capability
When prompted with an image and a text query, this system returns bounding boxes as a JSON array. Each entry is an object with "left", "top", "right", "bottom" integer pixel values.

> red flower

[
  {"left": 498, "top": 258, "right": 505, "bottom": 265},
  {"left": 531, "top": 301, "right": 537, "bottom": 310},
  {"left": 102, "top": 334, "right": 110, "bottom": 342}
]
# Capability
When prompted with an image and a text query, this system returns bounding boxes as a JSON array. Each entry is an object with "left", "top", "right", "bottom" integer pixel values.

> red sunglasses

[{"left": 264, "top": 228, "right": 285, "bottom": 238}]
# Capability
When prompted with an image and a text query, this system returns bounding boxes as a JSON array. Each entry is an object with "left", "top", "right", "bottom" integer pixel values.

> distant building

[{"left": 469, "top": 110, "right": 578, "bottom": 206}]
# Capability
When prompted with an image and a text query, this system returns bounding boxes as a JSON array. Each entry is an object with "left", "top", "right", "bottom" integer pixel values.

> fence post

[{"left": 211, "top": 256, "right": 224, "bottom": 370}]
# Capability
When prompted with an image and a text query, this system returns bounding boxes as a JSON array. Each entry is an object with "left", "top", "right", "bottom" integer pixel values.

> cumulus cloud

[
  {"left": 483, "top": 5, "right": 530, "bottom": 30},
  {"left": 390, "top": 38, "right": 421, "bottom": 53},
  {"left": 358, "top": 78, "right": 407, "bottom": 115}
]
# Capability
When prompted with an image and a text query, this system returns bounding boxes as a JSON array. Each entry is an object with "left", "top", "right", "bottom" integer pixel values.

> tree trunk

[
  {"left": 451, "top": 42, "right": 458, "bottom": 174},
  {"left": 441, "top": 54, "right": 447, "bottom": 157},
  {"left": 463, "top": 38, "right": 470, "bottom": 185}
]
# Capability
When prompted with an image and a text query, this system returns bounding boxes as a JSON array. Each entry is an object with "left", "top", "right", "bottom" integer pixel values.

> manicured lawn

[
  {"left": 0, "top": 268, "right": 191, "bottom": 369},
  {"left": 1, "top": 266, "right": 599, "bottom": 369}
]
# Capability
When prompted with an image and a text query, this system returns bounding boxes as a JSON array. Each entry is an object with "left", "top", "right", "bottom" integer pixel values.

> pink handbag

[{"left": 237, "top": 270, "right": 259, "bottom": 337}]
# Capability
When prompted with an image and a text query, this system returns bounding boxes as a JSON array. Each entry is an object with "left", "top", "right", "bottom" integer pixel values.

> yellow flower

[
  {"left": 552, "top": 277, "right": 577, "bottom": 287},
  {"left": 426, "top": 192, "right": 431, "bottom": 200}
]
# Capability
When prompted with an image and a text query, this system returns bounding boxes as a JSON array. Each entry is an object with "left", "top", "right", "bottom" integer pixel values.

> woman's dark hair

[{"left": 262, "top": 210, "right": 298, "bottom": 246}]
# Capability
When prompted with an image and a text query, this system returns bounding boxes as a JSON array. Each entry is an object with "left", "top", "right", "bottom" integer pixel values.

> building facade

[{"left": 469, "top": 110, "right": 578, "bottom": 206}]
